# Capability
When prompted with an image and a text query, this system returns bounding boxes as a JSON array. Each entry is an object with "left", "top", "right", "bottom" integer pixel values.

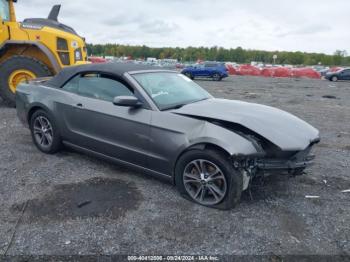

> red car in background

[{"left": 88, "top": 56, "right": 107, "bottom": 63}]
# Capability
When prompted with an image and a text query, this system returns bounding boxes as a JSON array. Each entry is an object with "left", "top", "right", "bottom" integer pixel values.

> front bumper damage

[
  {"left": 257, "top": 146, "right": 315, "bottom": 171},
  {"left": 234, "top": 145, "right": 316, "bottom": 191}
]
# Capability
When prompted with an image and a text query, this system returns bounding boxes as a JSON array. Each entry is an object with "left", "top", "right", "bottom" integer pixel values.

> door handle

[{"left": 75, "top": 103, "right": 83, "bottom": 108}]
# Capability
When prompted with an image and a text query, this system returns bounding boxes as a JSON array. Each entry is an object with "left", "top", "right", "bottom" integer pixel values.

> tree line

[{"left": 86, "top": 44, "right": 349, "bottom": 66}]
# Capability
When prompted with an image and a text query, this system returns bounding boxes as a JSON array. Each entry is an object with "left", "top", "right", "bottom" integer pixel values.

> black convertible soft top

[{"left": 46, "top": 62, "right": 162, "bottom": 88}]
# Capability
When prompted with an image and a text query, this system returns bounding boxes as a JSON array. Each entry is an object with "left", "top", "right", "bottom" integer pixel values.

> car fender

[
  {"left": 173, "top": 121, "right": 258, "bottom": 168},
  {"left": 17, "top": 83, "right": 58, "bottom": 126},
  {"left": 27, "top": 102, "right": 52, "bottom": 121}
]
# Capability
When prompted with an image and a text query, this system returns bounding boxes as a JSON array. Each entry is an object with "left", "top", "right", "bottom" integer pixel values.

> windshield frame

[
  {"left": 0, "top": 0, "right": 10, "bottom": 21},
  {"left": 129, "top": 70, "right": 212, "bottom": 111}
]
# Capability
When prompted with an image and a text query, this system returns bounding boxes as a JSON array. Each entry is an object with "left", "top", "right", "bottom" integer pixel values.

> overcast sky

[{"left": 16, "top": 0, "right": 349, "bottom": 55}]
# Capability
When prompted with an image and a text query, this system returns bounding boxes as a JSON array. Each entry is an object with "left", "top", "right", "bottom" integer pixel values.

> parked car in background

[
  {"left": 181, "top": 62, "right": 228, "bottom": 81},
  {"left": 175, "top": 63, "right": 185, "bottom": 69},
  {"left": 325, "top": 68, "right": 350, "bottom": 82},
  {"left": 319, "top": 68, "right": 330, "bottom": 77},
  {"left": 88, "top": 56, "right": 107, "bottom": 64},
  {"left": 312, "top": 66, "right": 330, "bottom": 77}
]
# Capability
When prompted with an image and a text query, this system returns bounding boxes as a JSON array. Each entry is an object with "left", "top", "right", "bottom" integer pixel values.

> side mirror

[{"left": 113, "top": 96, "right": 142, "bottom": 107}]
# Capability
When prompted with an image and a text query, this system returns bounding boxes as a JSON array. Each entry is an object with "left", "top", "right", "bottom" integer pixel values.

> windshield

[
  {"left": 133, "top": 72, "right": 212, "bottom": 110},
  {"left": 0, "top": 0, "right": 9, "bottom": 21}
]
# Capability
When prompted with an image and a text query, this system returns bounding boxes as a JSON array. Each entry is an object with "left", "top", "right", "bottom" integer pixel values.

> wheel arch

[
  {"left": 171, "top": 121, "right": 259, "bottom": 184},
  {"left": 0, "top": 41, "right": 61, "bottom": 74},
  {"left": 172, "top": 142, "right": 231, "bottom": 184},
  {"left": 211, "top": 71, "right": 222, "bottom": 78},
  {"left": 27, "top": 103, "right": 51, "bottom": 125}
]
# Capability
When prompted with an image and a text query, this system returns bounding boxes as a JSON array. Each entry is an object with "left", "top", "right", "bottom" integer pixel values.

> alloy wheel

[
  {"left": 33, "top": 116, "right": 54, "bottom": 148},
  {"left": 213, "top": 74, "right": 221, "bottom": 81},
  {"left": 183, "top": 159, "right": 227, "bottom": 205}
]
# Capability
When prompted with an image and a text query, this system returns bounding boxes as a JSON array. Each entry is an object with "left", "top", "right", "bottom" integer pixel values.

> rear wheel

[
  {"left": 30, "top": 110, "right": 62, "bottom": 154},
  {"left": 0, "top": 56, "right": 51, "bottom": 107},
  {"left": 175, "top": 149, "right": 243, "bottom": 209},
  {"left": 331, "top": 76, "right": 338, "bottom": 82},
  {"left": 212, "top": 73, "right": 222, "bottom": 81}
]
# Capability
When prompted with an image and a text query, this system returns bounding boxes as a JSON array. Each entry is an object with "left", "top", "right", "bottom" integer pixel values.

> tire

[
  {"left": 331, "top": 76, "right": 338, "bottom": 82},
  {"left": 30, "top": 110, "right": 62, "bottom": 154},
  {"left": 0, "top": 56, "right": 52, "bottom": 107},
  {"left": 212, "top": 73, "right": 222, "bottom": 81},
  {"left": 185, "top": 72, "right": 194, "bottom": 80},
  {"left": 175, "top": 149, "right": 243, "bottom": 210}
]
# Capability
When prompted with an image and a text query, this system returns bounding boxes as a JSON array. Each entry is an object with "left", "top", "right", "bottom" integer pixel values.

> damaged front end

[
  {"left": 232, "top": 142, "right": 318, "bottom": 191},
  {"left": 256, "top": 145, "right": 316, "bottom": 173},
  {"left": 218, "top": 120, "right": 320, "bottom": 191},
  {"left": 174, "top": 112, "right": 320, "bottom": 192}
]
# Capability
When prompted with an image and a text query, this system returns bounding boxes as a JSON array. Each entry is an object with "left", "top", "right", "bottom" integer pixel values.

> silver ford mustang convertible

[{"left": 16, "top": 63, "right": 320, "bottom": 209}]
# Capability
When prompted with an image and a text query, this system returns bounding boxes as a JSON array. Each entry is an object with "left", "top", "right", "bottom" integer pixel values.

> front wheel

[
  {"left": 175, "top": 149, "right": 243, "bottom": 209},
  {"left": 331, "top": 76, "right": 338, "bottom": 82},
  {"left": 30, "top": 110, "right": 62, "bottom": 154},
  {"left": 184, "top": 72, "right": 194, "bottom": 80}
]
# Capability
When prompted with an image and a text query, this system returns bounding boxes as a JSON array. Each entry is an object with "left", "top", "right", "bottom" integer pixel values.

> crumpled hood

[{"left": 174, "top": 98, "right": 320, "bottom": 151}]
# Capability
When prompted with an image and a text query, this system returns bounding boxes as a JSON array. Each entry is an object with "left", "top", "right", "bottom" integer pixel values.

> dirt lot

[{"left": 0, "top": 76, "right": 349, "bottom": 257}]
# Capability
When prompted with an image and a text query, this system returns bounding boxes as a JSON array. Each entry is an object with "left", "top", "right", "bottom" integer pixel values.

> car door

[
  {"left": 195, "top": 64, "right": 207, "bottom": 76},
  {"left": 58, "top": 73, "right": 152, "bottom": 167},
  {"left": 200, "top": 65, "right": 209, "bottom": 77},
  {"left": 203, "top": 64, "right": 214, "bottom": 76},
  {"left": 342, "top": 69, "right": 350, "bottom": 80}
]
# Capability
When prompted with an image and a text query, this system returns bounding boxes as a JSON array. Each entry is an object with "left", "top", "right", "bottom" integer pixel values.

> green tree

[{"left": 85, "top": 43, "right": 350, "bottom": 66}]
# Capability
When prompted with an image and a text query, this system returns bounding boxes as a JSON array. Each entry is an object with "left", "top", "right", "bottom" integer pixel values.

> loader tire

[{"left": 0, "top": 56, "right": 51, "bottom": 107}]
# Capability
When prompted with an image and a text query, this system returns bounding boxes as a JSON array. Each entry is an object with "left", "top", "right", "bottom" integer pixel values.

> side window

[
  {"left": 78, "top": 73, "right": 133, "bottom": 102},
  {"left": 62, "top": 75, "right": 80, "bottom": 93},
  {"left": 205, "top": 63, "right": 217, "bottom": 68}
]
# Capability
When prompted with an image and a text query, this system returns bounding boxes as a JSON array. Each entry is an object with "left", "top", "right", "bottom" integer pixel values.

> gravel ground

[{"left": 0, "top": 76, "right": 349, "bottom": 257}]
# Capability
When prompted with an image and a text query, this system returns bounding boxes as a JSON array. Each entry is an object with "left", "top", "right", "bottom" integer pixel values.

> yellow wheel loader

[{"left": 0, "top": 0, "right": 88, "bottom": 106}]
